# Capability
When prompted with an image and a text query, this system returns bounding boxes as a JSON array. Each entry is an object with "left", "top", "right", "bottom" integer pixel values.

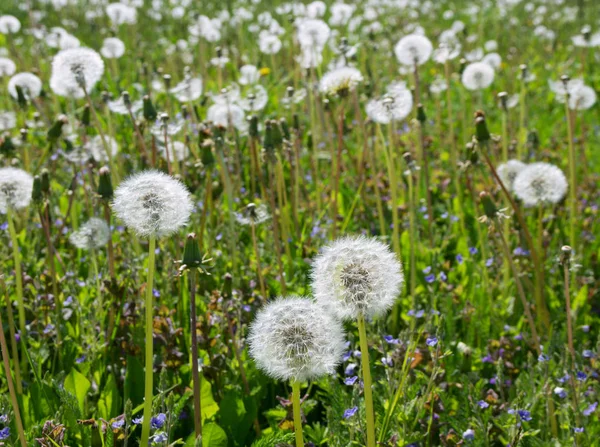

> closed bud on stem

[
  {"left": 15, "top": 85, "right": 27, "bottom": 108},
  {"left": 47, "top": 115, "right": 68, "bottom": 143},
  {"left": 498, "top": 92, "right": 508, "bottom": 111},
  {"left": 280, "top": 118, "right": 290, "bottom": 141},
  {"left": 222, "top": 273, "right": 232, "bottom": 299},
  {"left": 417, "top": 103, "right": 426, "bottom": 122},
  {"left": 32, "top": 175, "right": 43, "bottom": 203},
  {"left": 97, "top": 166, "right": 113, "bottom": 200},
  {"left": 201, "top": 140, "right": 215, "bottom": 167},
  {"left": 122, "top": 91, "right": 131, "bottom": 107},
  {"left": 459, "top": 58, "right": 467, "bottom": 74},
  {"left": 40, "top": 169, "right": 50, "bottom": 195},
  {"left": 182, "top": 233, "right": 202, "bottom": 269},
  {"left": 263, "top": 120, "right": 274, "bottom": 156},
  {"left": 519, "top": 64, "right": 528, "bottom": 81},
  {"left": 249, "top": 115, "right": 259, "bottom": 138},
  {"left": 143, "top": 95, "right": 157, "bottom": 121},
  {"left": 286, "top": 86, "right": 294, "bottom": 98},
  {"left": 102, "top": 91, "right": 110, "bottom": 103},
  {"left": 81, "top": 104, "right": 91, "bottom": 126},
  {"left": 0, "top": 136, "right": 15, "bottom": 154},
  {"left": 20, "top": 128, "right": 28, "bottom": 142},
  {"left": 527, "top": 130, "right": 539, "bottom": 152},
  {"left": 475, "top": 112, "right": 490, "bottom": 143},
  {"left": 163, "top": 74, "right": 171, "bottom": 89}
]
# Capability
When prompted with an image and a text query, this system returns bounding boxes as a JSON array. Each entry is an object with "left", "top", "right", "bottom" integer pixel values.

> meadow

[{"left": 0, "top": 0, "right": 599, "bottom": 446}]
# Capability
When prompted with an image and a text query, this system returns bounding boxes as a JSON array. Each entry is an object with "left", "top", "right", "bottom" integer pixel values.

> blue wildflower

[
  {"left": 111, "top": 419, "right": 125, "bottom": 429},
  {"left": 576, "top": 371, "right": 587, "bottom": 381},
  {"left": 538, "top": 354, "right": 550, "bottom": 362},
  {"left": 553, "top": 387, "right": 567, "bottom": 399},
  {"left": 344, "top": 376, "right": 358, "bottom": 386},
  {"left": 343, "top": 407, "right": 358, "bottom": 419},
  {"left": 517, "top": 410, "right": 532, "bottom": 422},
  {"left": 132, "top": 416, "right": 143, "bottom": 425},
  {"left": 150, "top": 413, "right": 167, "bottom": 430},
  {"left": 425, "top": 274, "right": 435, "bottom": 283},
  {"left": 574, "top": 427, "right": 584, "bottom": 433},
  {"left": 0, "top": 427, "right": 9, "bottom": 440},
  {"left": 477, "top": 400, "right": 489, "bottom": 409},
  {"left": 426, "top": 337, "right": 438, "bottom": 347},
  {"left": 583, "top": 402, "right": 598, "bottom": 417},
  {"left": 463, "top": 428, "right": 475, "bottom": 441},
  {"left": 456, "top": 254, "right": 464, "bottom": 264},
  {"left": 150, "top": 432, "right": 168, "bottom": 444},
  {"left": 582, "top": 350, "right": 595, "bottom": 358},
  {"left": 384, "top": 335, "right": 399, "bottom": 344},
  {"left": 345, "top": 363, "right": 357, "bottom": 376},
  {"left": 469, "top": 247, "right": 478, "bottom": 255},
  {"left": 438, "top": 272, "right": 447, "bottom": 282}
]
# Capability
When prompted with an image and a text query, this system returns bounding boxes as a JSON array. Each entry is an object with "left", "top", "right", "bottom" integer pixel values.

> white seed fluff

[
  {"left": 8, "top": 72, "right": 43, "bottom": 100},
  {"left": 394, "top": 34, "right": 433, "bottom": 66},
  {"left": 461, "top": 62, "right": 495, "bottom": 91},
  {"left": 112, "top": 170, "right": 193, "bottom": 238},
  {"left": 513, "top": 162, "right": 568, "bottom": 207},
  {"left": 248, "top": 296, "right": 346, "bottom": 382},
  {"left": 497, "top": 159, "right": 527, "bottom": 191},
  {"left": 311, "top": 236, "right": 404, "bottom": 320},
  {"left": 319, "top": 66, "right": 363, "bottom": 95},
  {"left": 69, "top": 217, "right": 110, "bottom": 250},
  {"left": 51, "top": 47, "right": 105, "bottom": 93},
  {"left": 0, "top": 167, "right": 34, "bottom": 213}
]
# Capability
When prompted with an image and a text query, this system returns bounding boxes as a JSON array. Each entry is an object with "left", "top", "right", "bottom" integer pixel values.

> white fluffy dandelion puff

[
  {"left": 394, "top": 34, "right": 433, "bottom": 66},
  {"left": 319, "top": 66, "right": 363, "bottom": 96},
  {"left": 513, "top": 162, "right": 568, "bottom": 207},
  {"left": 8, "top": 72, "right": 42, "bottom": 100},
  {"left": 461, "top": 62, "right": 495, "bottom": 91},
  {"left": 0, "top": 167, "right": 34, "bottom": 213},
  {"left": 69, "top": 217, "right": 110, "bottom": 250},
  {"left": 497, "top": 159, "right": 527, "bottom": 191},
  {"left": 112, "top": 170, "right": 193, "bottom": 238},
  {"left": 51, "top": 47, "right": 104, "bottom": 94},
  {"left": 311, "top": 236, "right": 404, "bottom": 320},
  {"left": 248, "top": 296, "right": 346, "bottom": 382}
]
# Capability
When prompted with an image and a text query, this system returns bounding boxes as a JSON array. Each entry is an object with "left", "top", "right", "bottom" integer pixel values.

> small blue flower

[
  {"left": 76, "top": 355, "right": 86, "bottom": 364},
  {"left": 554, "top": 387, "right": 567, "bottom": 399},
  {"left": 582, "top": 325, "right": 590, "bottom": 333},
  {"left": 345, "top": 363, "right": 357, "bottom": 376},
  {"left": 0, "top": 427, "right": 9, "bottom": 440},
  {"left": 384, "top": 335, "right": 399, "bottom": 344},
  {"left": 151, "top": 413, "right": 167, "bottom": 430},
  {"left": 111, "top": 419, "right": 125, "bottom": 429},
  {"left": 485, "top": 257, "right": 494, "bottom": 267},
  {"left": 0, "top": 414, "right": 7, "bottom": 424},
  {"left": 426, "top": 337, "right": 438, "bottom": 347},
  {"left": 469, "top": 247, "right": 478, "bottom": 255},
  {"left": 517, "top": 410, "right": 532, "bottom": 422},
  {"left": 425, "top": 274, "right": 435, "bottom": 283},
  {"left": 463, "top": 428, "right": 475, "bottom": 441},
  {"left": 456, "top": 254, "right": 464, "bottom": 264},
  {"left": 438, "top": 272, "right": 447, "bottom": 282},
  {"left": 538, "top": 354, "right": 550, "bottom": 362},
  {"left": 574, "top": 427, "right": 585, "bottom": 433},
  {"left": 132, "top": 416, "right": 143, "bottom": 425},
  {"left": 150, "top": 431, "right": 168, "bottom": 444},
  {"left": 152, "top": 289, "right": 160, "bottom": 298},
  {"left": 477, "top": 400, "right": 489, "bottom": 409},
  {"left": 558, "top": 373, "right": 570, "bottom": 383},
  {"left": 583, "top": 402, "right": 598, "bottom": 417},
  {"left": 576, "top": 371, "right": 587, "bottom": 381},
  {"left": 343, "top": 407, "right": 358, "bottom": 419},
  {"left": 582, "top": 350, "right": 595, "bottom": 358},
  {"left": 422, "top": 266, "right": 432, "bottom": 274},
  {"left": 344, "top": 376, "right": 358, "bottom": 386},
  {"left": 342, "top": 351, "right": 352, "bottom": 361},
  {"left": 381, "top": 356, "right": 393, "bottom": 367}
]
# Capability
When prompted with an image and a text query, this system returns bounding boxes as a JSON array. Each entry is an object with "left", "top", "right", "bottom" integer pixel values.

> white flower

[
  {"left": 85, "top": 135, "right": 119, "bottom": 163},
  {"left": 51, "top": 47, "right": 104, "bottom": 94},
  {"left": 0, "top": 57, "right": 16, "bottom": 76},
  {"left": 0, "top": 167, "right": 34, "bottom": 213},
  {"left": 311, "top": 236, "right": 404, "bottom": 320},
  {"left": 513, "top": 162, "right": 568, "bottom": 207},
  {"left": 297, "top": 19, "right": 330, "bottom": 51},
  {"left": 248, "top": 296, "right": 346, "bottom": 382},
  {"left": 100, "top": 37, "right": 125, "bottom": 59},
  {"left": 112, "top": 170, "right": 193, "bottom": 238},
  {"left": 394, "top": 34, "right": 433, "bottom": 66},
  {"left": 461, "top": 62, "right": 495, "bottom": 90},
  {"left": 0, "top": 111, "right": 16, "bottom": 131},
  {"left": 497, "top": 159, "right": 526, "bottom": 191},
  {"left": 319, "top": 66, "right": 363, "bottom": 95},
  {"left": 8, "top": 72, "right": 43, "bottom": 100},
  {"left": 106, "top": 2, "right": 137, "bottom": 25},
  {"left": 569, "top": 85, "right": 596, "bottom": 110},
  {"left": 69, "top": 217, "right": 110, "bottom": 250},
  {"left": 170, "top": 76, "right": 203, "bottom": 102},
  {"left": 0, "top": 15, "right": 21, "bottom": 34}
]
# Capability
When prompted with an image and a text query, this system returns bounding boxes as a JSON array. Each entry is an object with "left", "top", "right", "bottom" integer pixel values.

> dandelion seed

[
  {"left": 462, "top": 62, "right": 495, "bottom": 90},
  {"left": 50, "top": 47, "right": 104, "bottom": 95},
  {"left": 394, "top": 34, "right": 433, "bottom": 66},
  {"left": 100, "top": 37, "right": 126, "bottom": 59},
  {"left": 513, "top": 162, "right": 568, "bottom": 207},
  {"left": 69, "top": 218, "right": 110, "bottom": 250},
  {"left": 311, "top": 236, "right": 404, "bottom": 320},
  {"left": 0, "top": 167, "right": 34, "bottom": 213},
  {"left": 248, "top": 296, "right": 346, "bottom": 382},
  {"left": 319, "top": 66, "right": 363, "bottom": 96},
  {"left": 112, "top": 170, "right": 193, "bottom": 238},
  {"left": 8, "top": 72, "right": 43, "bottom": 101},
  {"left": 497, "top": 159, "right": 526, "bottom": 191},
  {"left": 0, "top": 15, "right": 20, "bottom": 34},
  {"left": 170, "top": 75, "right": 203, "bottom": 102},
  {"left": 0, "top": 57, "right": 16, "bottom": 76}
]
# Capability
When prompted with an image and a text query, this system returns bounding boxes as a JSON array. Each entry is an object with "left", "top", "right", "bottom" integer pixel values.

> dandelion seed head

[
  {"left": 497, "top": 159, "right": 526, "bottom": 191},
  {"left": 0, "top": 57, "right": 16, "bottom": 76},
  {"left": 8, "top": 72, "right": 43, "bottom": 100},
  {"left": 112, "top": 170, "right": 193, "bottom": 238},
  {"left": 513, "top": 162, "right": 568, "bottom": 207},
  {"left": 51, "top": 47, "right": 104, "bottom": 94},
  {"left": 100, "top": 37, "right": 126, "bottom": 59},
  {"left": 0, "top": 111, "right": 16, "bottom": 131},
  {"left": 0, "top": 167, "right": 34, "bottom": 213},
  {"left": 106, "top": 3, "right": 137, "bottom": 25},
  {"left": 394, "top": 34, "right": 433, "bottom": 66},
  {"left": 234, "top": 203, "right": 270, "bottom": 225},
  {"left": 311, "top": 236, "right": 404, "bottom": 320},
  {"left": 69, "top": 218, "right": 110, "bottom": 250},
  {"left": 248, "top": 296, "right": 346, "bottom": 382},
  {"left": 0, "top": 15, "right": 21, "bottom": 34},
  {"left": 319, "top": 66, "right": 363, "bottom": 96},
  {"left": 170, "top": 76, "right": 203, "bottom": 102},
  {"left": 569, "top": 85, "right": 596, "bottom": 110},
  {"left": 462, "top": 62, "right": 495, "bottom": 90}
]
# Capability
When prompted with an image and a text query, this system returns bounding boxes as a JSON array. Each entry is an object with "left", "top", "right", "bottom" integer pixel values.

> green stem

[
  {"left": 140, "top": 235, "right": 157, "bottom": 446},
  {"left": 189, "top": 270, "right": 202, "bottom": 439},
  {"left": 7, "top": 209, "right": 26, "bottom": 377},
  {"left": 357, "top": 314, "right": 376, "bottom": 447},
  {"left": 565, "top": 101, "right": 577, "bottom": 252},
  {"left": 292, "top": 381, "right": 304, "bottom": 447}
]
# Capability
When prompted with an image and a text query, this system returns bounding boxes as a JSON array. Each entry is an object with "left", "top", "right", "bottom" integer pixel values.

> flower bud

[
  {"left": 97, "top": 166, "right": 114, "bottom": 200},
  {"left": 182, "top": 233, "right": 202, "bottom": 268}
]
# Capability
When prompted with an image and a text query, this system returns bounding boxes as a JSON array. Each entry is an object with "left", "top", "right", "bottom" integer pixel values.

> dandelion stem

[
  {"left": 189, "top": 269, "right": 202, "bottom": 439},
  {"left": 7, "top": 208, "right": 26, "bottom": 379},
  {"left": 0, "top": 306, "right": 27, "bottom": 447},
  {"left": 332, "top": 101, "right": 345, "bottom": 238},
  {"left": 565, "top": 101, "right": 577, "bottom": 252},
  {"left": 83, "top": 87, "right": 116, "bottom": 181},
  {"left": 357, "top": 314, "right": 376, "bottom": 447},
  {"left": 140, "top": 235, "right": 157, "bottom": 447},
  {"left": 1, "top": 276, "right": 22, "bottom": 395},
  {"left": 251, "top": 222, "right": 267, "bottom": 302},
  {"left": 291, "top": 380, "right": 304, "bottom": 447}
]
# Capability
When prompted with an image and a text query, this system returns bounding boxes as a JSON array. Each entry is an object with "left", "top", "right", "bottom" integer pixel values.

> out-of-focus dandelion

[
  {"left": 462, "top": 62, "right": 495, "bottom": 90},
  {"left": 513, "top": 162, "right": 567, "bottom": 207},
  {"left": 497, "top": 160, "right": 527, "bottom": 191},
  {"left": 394, "top": 34, "right": 433, "bottom": 66}
]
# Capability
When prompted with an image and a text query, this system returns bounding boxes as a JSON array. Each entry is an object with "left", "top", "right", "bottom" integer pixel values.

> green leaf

[
  {"left": 64, "top": 368, "right": 91, "bottom": 413},
  {"left": 202, "top": 423, "right": 228, "bottom": 447},
  {"left": 200, "top": 378, "right": 219, "bottom": 421},
  {"left": 572, "top": 284, "right": 588, "bottom": 312},
  {"left": 98, "top": 373, "right": 120, "bottom": 420}
]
